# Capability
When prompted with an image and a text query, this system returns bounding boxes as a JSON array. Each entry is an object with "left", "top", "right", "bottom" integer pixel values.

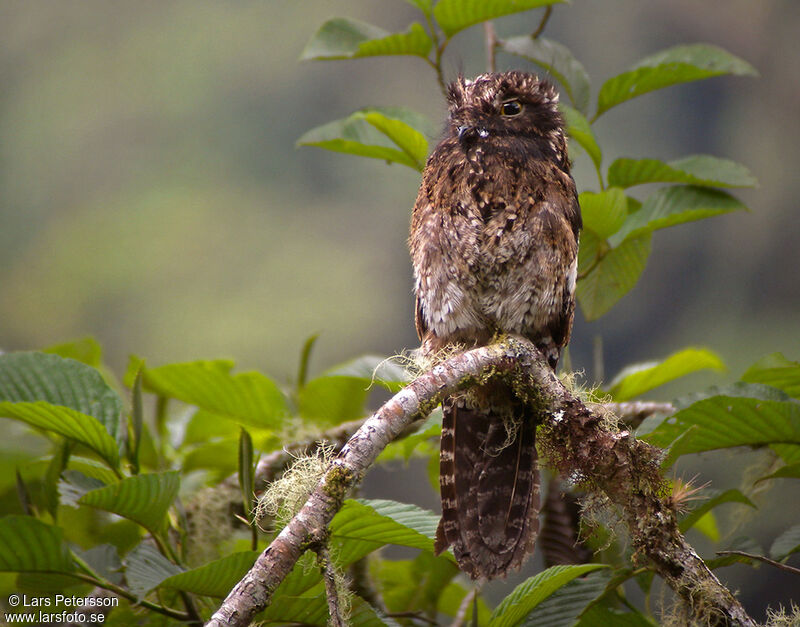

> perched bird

[{"left": 408, "top": 71, "right": 581, "bottom": 579}]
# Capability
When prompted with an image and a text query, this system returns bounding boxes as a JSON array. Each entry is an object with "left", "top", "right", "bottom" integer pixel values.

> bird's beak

[{"left": 457, "top": 125, "right": 487, "bottom": 145}]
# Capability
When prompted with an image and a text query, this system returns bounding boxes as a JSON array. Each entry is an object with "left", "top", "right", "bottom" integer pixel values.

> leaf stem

[
  {"left": 484, "top": 22, "right": 497, "bottom": 73},
  {"left": 532, "top": 6, "right": 553, "bottom": 39},
  {"left": 71, "top": 553, "right": 190, "bottom": 621},
  {"left": 716, "top": 551, "right": 800, "bottom": 576}
]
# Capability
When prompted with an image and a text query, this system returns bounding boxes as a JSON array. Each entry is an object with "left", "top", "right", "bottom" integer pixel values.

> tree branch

[{"left": 207, "top": 338, "right": 754, "bottom": 627}]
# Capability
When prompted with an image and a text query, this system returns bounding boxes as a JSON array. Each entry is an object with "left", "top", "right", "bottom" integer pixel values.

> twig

[
  {"left": 320, "top": 545, "right": 346, "bottom": 627},
  {"left": 484, "top": 22, "right": 497, "bottom": 73},
  {"left": 716, "top": 551, "right": 800, "bottom": 576},
  {"left": 531, "top": 6, "right": 553, "bottom": 39},
  {"left": 207, "top": 338, "right": 755, "bottom": 627},
  {"left": 602, "top": 401, "right": 675, "bottom": 429},
  {"left": 451, "top": 586, "right": 478, "bottom": 627}
]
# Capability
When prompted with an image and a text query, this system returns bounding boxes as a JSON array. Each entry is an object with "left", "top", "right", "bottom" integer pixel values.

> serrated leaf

[
  {"left": 561, "top": 105, "right": 601, "bottom": 170},
  {"left": 679, "top": 489, "right": 755, "bottom": 536},
  {"left": 434, "top": 0, "right": 564, "bottom": 38},
  {"left": 141, "top": 360, "right": 289, "bottom": 431},
  {"left": 125, "top": 543, "right": 182, "bottom": 598},
  {"left": 770, "top": 524, "right": 800, "bottom": 561},
  {"left": 608, "top": 348, "right": 726, "bottom": 401},
  {"left": 298, "top": 107, "right": 432, "bottom": 171},
  {"left": 59, "top": 469, "right": 106, "bottom": 508},
  {"left": 298, "top": 376, "right": 370, "bottom": 426},
  {"left": 0, "top": 352, "right": 123, "bottom": 445},
  {"left": 79, "top": 471, "right": 180, "bottom": 533},
  {"left": 596, "top": 44, "right": 757, "bottom": 117},
  {"left": 608, "top": 155, "right": 757, "bottom": 189},
  {"left": 489, "top": 564, "right": 607, "bottom": 627},
  {"left": 301, "top": 18, "right": 432, "bottom": 60},
  {"left": 160, "top": 551, "right": 259, "bottom": 597},
  {"left": 579, "top": 188, "right": 627, "bottom": 239},
  {"left": 501, "top": 36, "right": 591, "bottom": 113},
  {"left": 742, "top": 353, "right": 800, "bottom": 399},
  {"left": 330, "top": 499, "right": 442, "bottom": 565},
  {"left": 0, "top": 402, "right": 120, "bottom": 468},
  {"left": 0, "top": 516, "right": 74, "bottom": 573},
  {"left": 521, "top": 570, "right": 610, "bottom": 627},
  {"left": 609, "top": 185, "right": 747, "bottom": 247},
  {"left": 577, "top": 232, "right": 651, "bottom": 321},
  {"left": 645, "top": 396, "right": 800, "bottom": 460}
]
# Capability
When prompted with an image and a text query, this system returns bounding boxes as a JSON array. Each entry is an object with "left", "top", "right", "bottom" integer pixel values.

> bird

[{"left": 408, "top": 71, "right": 581, "bottom": 579}]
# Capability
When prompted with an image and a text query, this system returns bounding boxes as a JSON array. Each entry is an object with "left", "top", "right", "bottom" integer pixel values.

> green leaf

[
  {"left": 679, "top": 489, "right": 755, "bottom": 536},
  {"left": 79, "top": 471, "right": 180, "bottom": 533},
  {"left": 608, "top": 348, "right": 726, "bottom": 401},
  {"left": 375, "top": 553, "right": 460, "bottom": 617},
  {"left": 298, "top": 107, "right": 432, "bottom": 171},
  {"left": 742, "top": 353, "right": 800, "bottom": 399},
  {"left": 438, "top": 581, "right": 492, "bottom": 623},
  {"left": 298, "top": 376, "right": 370, "bottom": 426},
  {"left": 141, "top": 360, "right": 289, "bottom": 431},
  {"left": 0, "top": 352, "right": 123, "bottom": 445},
  {"left": 596, "top": 44, "right": 757, "bottom": 117},
  {"left": 43, "top": 337, "right": 103, "bottom": 368},
  {"left": 489, "top": 564, "right": 608, "bottom": 627},
  {"left": 405, "top": 0, "right": 434, "bottom": 15},
  {"left": 578, "top": 188, "right": 627, "bottom": 239},
  {"left": 607, "top": 155, "right": 757, "bottom": 189},
  {"left": 609, "top": 186, "right": 747, "bottom": 247},
  {"left": 301, "top": 18, "right": 432, "bottom": 60},
  {"left": 0, "top": 516, "right": 74, "bottom": 573},
  {"left": 434, "top": 0, "right": 564, "bottom": 38},
  {"left": 770, "top": 524, "right": 800, "bottom": 561},
  {"left": 759, "top": 462, "right": 800, "bottom": 481},
  {"left": 160, "top": 551, "right": 260, "bottom": 597},
  {"left": 577, "top": 232, "right": 651, "bottom": 321},
  {"left": 576, "top": 604, "right": 656, "bottom": 626},
  {"left": 521, "top": 570, "right": 610, "bottom": 627},
  {"left": 325, "top": 354, "right": 412, "bottom": 393},
  {"left": 330, "top": 499, "right": 443, "bottom": 565},
  {"left": 125, "top": 543, "right": 182, "bottom": 597},
  {"left": 0, "top": 402, "right": 120, "bottom": 468},
  {"left": 645, "top": 396, "right": 800, "bottom": 460},
  {"left": 501, "top": 36, "right": 591, "bottom": 114},
  {"left": 561, "top": 105, "right": 602, "bottom": 170},
  {"left": 360, "top": 110, "right": 430, "bottom": 170}
]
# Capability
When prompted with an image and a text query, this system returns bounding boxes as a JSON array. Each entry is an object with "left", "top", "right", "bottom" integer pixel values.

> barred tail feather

[{"left": 435, "top": 396, "right": 540, "bottom": 579}]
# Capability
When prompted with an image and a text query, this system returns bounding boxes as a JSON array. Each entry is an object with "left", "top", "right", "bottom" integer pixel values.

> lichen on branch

[{"left": 206, "top": 338, "right": 755, "bottom": 627}]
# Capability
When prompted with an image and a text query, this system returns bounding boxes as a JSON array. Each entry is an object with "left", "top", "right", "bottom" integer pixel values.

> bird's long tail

[{"left": 434, "top": 388, "right": 540, "bottom": 579}]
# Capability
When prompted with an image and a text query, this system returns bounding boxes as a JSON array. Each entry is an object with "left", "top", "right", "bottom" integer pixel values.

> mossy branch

[{"left": 206, "top": 338, "right": 754, "bottom": 627}]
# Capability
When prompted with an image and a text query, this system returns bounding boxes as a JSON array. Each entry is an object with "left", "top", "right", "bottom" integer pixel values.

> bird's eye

[{"left": 501, "top": 100, "right": 522, "bottom": 116}]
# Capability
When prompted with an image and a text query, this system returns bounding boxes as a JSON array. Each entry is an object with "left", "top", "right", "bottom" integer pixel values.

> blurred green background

[{"left": 1, "top": 0, "right": 799, "bottom": 620}]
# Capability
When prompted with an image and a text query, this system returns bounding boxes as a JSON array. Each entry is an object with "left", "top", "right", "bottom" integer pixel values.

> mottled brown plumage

[{"left": 408, "top": 71, "right": 581, "bottom": 579}]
